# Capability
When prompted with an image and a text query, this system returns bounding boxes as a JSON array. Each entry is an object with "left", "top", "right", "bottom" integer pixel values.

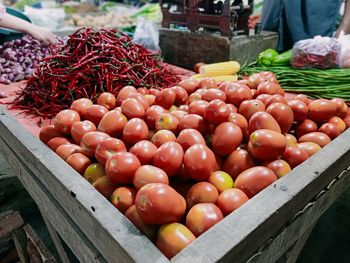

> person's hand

[{"left": 26, "top": 25, "right": 57, "bottom": 45}]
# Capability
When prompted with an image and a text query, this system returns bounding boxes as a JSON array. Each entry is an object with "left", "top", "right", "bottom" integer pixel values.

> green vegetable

[
  {"left": 257, "top": 49, "right": 279, "bottom": 67},
  {"left": 271, "top": 50, "right": 292, "bottom": 66}
]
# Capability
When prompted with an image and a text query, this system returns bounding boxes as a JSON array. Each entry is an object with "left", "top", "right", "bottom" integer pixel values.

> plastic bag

[
  {"left": 338, "top": 35, "right": 350, "bottom": 68},
  {"left": 133, "top": 19, "right": 160, "bottom": 52},
  {"left": 24, "top": 6, "right": 65, "bottom": 31},
  {"left": 291, "top": 36, "right": 341, "bottom": 69}
]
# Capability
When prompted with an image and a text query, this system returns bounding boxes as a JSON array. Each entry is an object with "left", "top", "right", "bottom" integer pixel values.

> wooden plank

[
  {"left": 0, "top": 210, "right": 24, "bottom": 241},
  {"left": 173, "top": 129, "right": 350, "bottom": 263},
  {"left": 0, "top": 106, "right": 168, "bottom": 263},
  {"left": 13, "top": 227, "right": 29, "bottom": 263},
  {"left": 0, "top": 136, "right": 105, "bottom": 263}
]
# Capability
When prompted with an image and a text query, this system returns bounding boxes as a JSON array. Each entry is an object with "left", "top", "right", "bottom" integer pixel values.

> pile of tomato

[{"left": 39, "top": 71, "right": 349, "bottom": 259}]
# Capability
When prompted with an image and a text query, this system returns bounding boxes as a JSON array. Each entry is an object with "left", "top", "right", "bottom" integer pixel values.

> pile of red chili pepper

[{"left": 10, "top": 27, "right": 179, "bottom": 118}]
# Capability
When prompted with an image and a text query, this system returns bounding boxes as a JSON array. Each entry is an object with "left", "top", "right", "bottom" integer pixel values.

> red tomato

[
  {"left": 266, "top": 103, "right": 294, "bottom": 134},
  {"left": 84, "top": 105, "right": 108, "bottom": 126},
  {"left": 92, "top": 176, "right": 117, "bottom": 198},
  {"left": 110, "top": 187, "right": 137, "bottom": 214},
  {"left": 247, "top": 73, "right": 263, "bottom": 89},
  {"left": 331, "top": 98, "right": 348, "bottom": 118},
  {"left": 308, "top": 99, "right": 337, "bottom": 123},
  {"left": 149, "top": 88, "right": 160, "bottom": 96},
  {"left": 145, "top": 105, "right": 167, "bottom": 130},
  {"left": 282, "top": 146, "right": 309, "bottom": 168},
  {"left": 71, "top": 120, "right": 97, "bottom": 145},
  {"left": 216, "top": 188, "right": 249, "bottom": 216},
  {"left": 122, "top": 118, "right": 149, "bottom": 146},
  {"left": 95, "top": 138, "right": 126, "bottom": 165},
  {"left": 155, "top": 88, "right": 176, "bottom": 109},
  {"left": 153, "top": 141, "right": 183, "bottom": 176},
  {"left": 256, "top": 81, "right": 284, "bottom": 96},
  {"left": 255, "top": 94, "right": 272, "bottom": 105},
  {"left": 144, "top": 94, "right": 155, "bottom": 106},
  {"left": 133, "top": 165, "right": 169, "bottom": 189},
  {"left": 319, "top": 123, "right": 341, "bottom": 140},
  {"left": 186, "top": 182, "right": 219, "bottom": 209},
  {"left": 222, "top": 148, "right": 256, "bottom": 180},
  {"left": 188, "top": 100, "right": 208, "bottom": 117},
  {"left": 39, "top": 125, "right": 65, "bottom": 144},
  {"left": 178, "top": 78, "right": 200, "bottom": 94},
  {"left": 194, "top": 62, "right": 205, "bottom": 73},
  {"left": 225, "top": 83, "right": 252, "bottom": 107},
  {"left": 121, "top": 98, "right": 145, "bottom": 119},
  {"left": 66, "top": 153, "right": 91, "bottom": 175},
  {"left": 298, "top": 132, "right": 331, "bottom": 147},
  {"left": 129, "top": 93, "right": 149, "bottom": 111},
  {"left": 171, "top": 110, "right": 187, "bottom": 121},
  {"left": 188, "top": 92, "right": 201, "bottom": 104},
  {"left": 212, "top": 122, "right": 243, "bottom": 155},
  {"left": 53, "top": 109, "right": 81, "bottom": 134},
  {"left": 202, "top": 89, "right": 227, "bottom": 102},
  {"left": 265, "top": 94, "right": 288, "bottom": 107},
  {"left": 298, "top": 142, "right": 321, "bottom": 157},
  {"left": 97, "top": 92, "right": 116, "bottom": 110},
  {"left": 328, "top": 116, "right": 346, "bottom": 133},
  {"left": 228, "top": 112, "right": 248, "bottom": 134},
  {"left": 204, "top": 99, "right": 230, "bottom": 125},
  {"left": 47, "top": 137, "right": 71, "bottom": 151},
  {"left": 116, "top": 86, "right": 137, "bottom": 106},
  {"left": 248, "top": 112, "right": 281, "bottom": 134},
  {"left": 137, "top": 87, "right": 149, "bottom": 95},
  {"left": 178, "top": 114, "right": 208, "bottom": 134},
  {"left": 186, "top": 203, "right": 223, "bottom": 237},
  {"left": 56, "top": 144, "right": 82, "bottom": 161},
  {"left": 155, "top": 113, "right": 179, "bottom": 133},
  {"left": 294, "top": 94, "right": 310, "bottom": 105},
  {"left": 176, "top": 128, "right": 206, "bottom": 151},
  {"left": 156, "top": 223, "right": 196, "bottom": 259},
  {"left": 235, "top": 166, "right": 277, "bottom": 198},
  {"left": 288, "top": 99, "right": 308, "bottom": 122},
  {"left": 344, "top": 117, "right": 350, "bottom": 128},
  {"left": 184, "top": 144, "right": 216, "bottom": 180},
  {"left": 151, "top": 130, "right": 176, "bottom": 147},
  {"left": 135, "top": 183, "right": 186, "bottom": 225},
  {"left": 171, "top": 86, "right": 188, "bottom": 105},
  {"left": 265, "top": 159, "right": 291, "bottom": 178},
  {"left": 200, "top": 77, "right": 217, "bottom": 89},
  {"left": 70, "top": 98, "right": 93, "bottom": 118},
  {"left": 105, "top": 152, "right": 141, "bottom": 184},
  {"left": 239, "top": 99, "right": 265, "bottom": 121},
  {"left": 248, "top": 129, "right": 287, "bottom": 161},
  {"left": 80, "top": 131, "right": 110, "bottom": 158},
  {"left": 286, "top": 134, "right": 298, "bottom": 147},
  {"left": 97, "top": 110, "right": 127, "bottom": 138},
  {"left": 208, "top": 171, "right": 234, "bottom": 193},
  {"left": 129, "top": 140, "right": 158, "bottom": 165},
  {"left": 83, "top": 163, "right": 105, "bottom": 184},
  {"left": 195, "top": 88, "right": 207, "bottom": 96},
  {"left": 295, "top": 119, "right": 318, "bottom": 138},
  {"left": 226, "top": 103, "right": 238, "bottom": 113}
]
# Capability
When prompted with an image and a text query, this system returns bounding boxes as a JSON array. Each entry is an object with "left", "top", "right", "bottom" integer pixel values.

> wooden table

[{"left": 0, "top": 91, "right": 350, "bottom": 262}]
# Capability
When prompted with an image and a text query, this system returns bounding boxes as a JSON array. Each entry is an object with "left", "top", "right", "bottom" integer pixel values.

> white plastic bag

[
  {"left": 133, "top": 19, "right": 160, "bottom": 52},
  {"left": 338, "top": 35, "right": 350, "bottom": 68},
  {"left": 24, "top": 6, "right": 65, "bottom": 31}
]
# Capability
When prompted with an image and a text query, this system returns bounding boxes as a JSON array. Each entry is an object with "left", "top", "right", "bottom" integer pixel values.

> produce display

[
  {"left": 67, "top": 12, "right": 134, "bottom": 28},
  {"left": 38, "top": 64, "right": 350, "bottom": 258},
  {"left": 10, "top": 27, "right": 179, "bottom": 118}
]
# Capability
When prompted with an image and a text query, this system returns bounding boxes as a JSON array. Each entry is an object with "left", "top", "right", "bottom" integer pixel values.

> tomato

[
  {"left": 39, "top": 124, "right": 65, "bottom": 144},
  {"left": 70, "top": 98, "right": 93, "bottom": 118},
  {"left": 137, "top": 87, "right": 149, "bottom": 95},
  {"left": 298, "top": 142, "right": 321, "bottom": 157},
  {"left": 111, "top": 186, "right": 137, "bottom": 214},
  {"left": 178, "top": 78, "right": 200, "bottom": 94},
  {"left": 125, "top": 205, "right": 158, "bottom": 242},
  {"left": 144, "top": 94, "right": 155, "bottom": 106},
  {"left": 122, "top": 118, "right": 149, "bottom": 146},
  {"left": 265, "top": 159, "right": 291, "bottom": 178},
  {"left": 188, "top": 92, "right": 201, "bottom": 104},
  {"left": 66, "top": 153, "right": 91, "bottom": 175},
  {"left": 225, "top": 83, "right": 252, "bottom": 107},
  {"left": 95, "top": 138, "right": 126, "bottom": 165},
  {"left": 194, "top": 88, "right": 207, "bottom": 96},
  {"left": 228, "top": 112, "right": 248, "bottom": 135},
  {"left": 53, "top": 109, "right": 81, "bottom": 134},
  {"left": 92, "top": 176, "right": 116, "bottom": 198},
  {"left": 194, "top": 62, "right": 205, "bottom": 73},
  {"left": 294, "top": 94, "right": 310, "bottom": 105},
  {"left": 129, "top": 93, "right": 149, "bottom": 111},
  {"left": 266, "top": 103, "right": 294, "bottom": 134},
  {"left": 71, "top": 120, "right": 97, "bottom": 144},
  {"left": 226, "top": 104, "right": 238, "bottom": 113},
  {"left": 155, "top": 88, "right": 176, "bottom": 109},
  {"left": 298, "top": 132, "right": 331, "bottom": 147},
  {"left": 153, "top": 141, "right": 184, "bottom": 176},
  {"left": 331, "top": 98, "right": 348, "bottom": 118},
  {"left": 178, "top": 114, "right": 208, "bottom": 134},
  {"left": 255, "top": 94, "right": 272, "bottom": 105},
  {"left": 133, "top": 165, "right": 169, "bottom": 189},
  {"left": 184, "top": 144, "right": 216, "bottom": 180},
  {"left": 135, "top": 183, "right": 186, "bottom": 224},
  {"left": 287, "top": 99, "right": 308, "bottom": 122},
  {"left": 105, "top": 152, "right": 141, "bottom": 184},
  {"left": 286, "top": 133, "right": 298, "bottom": 147},
  {"left": 248, "top": 112, "right": 281, "bottom": 134},
  {"left": 83, "top": 163, "right": 105, "bottom": 184},
  {"left": 97, "top": 110, "right": 127, "bottom": 138},
  {"left": 121, "top": 98, "right": 145, "bottom": 119},
  {"left": 328, "top": 116, "right": 346, "bottom": 133},
  {"left": 178, "top": 105, "right": 189, "bottom": 112},
  {"left": 171, "top": 110, "right": 187, "bottom": 122},
  {"left": 247, "top": 73, "right": 263, "bottom": 89},
  {"left": 129, "top": 140, "right": 158, "bottom": 165},
  {"left": 319, "top": 123, "right": 341, "bottom": 140},
  {"left": 176, "top": 129, "right": 206, "bottom": 151},
  {"left": 151, "top": 130, "right": 176, "bottom": 147},
  {"left": 199, "top": 77, "right": 217, "bottom": 89},
  {"left": 155, "top": 113, "right": 179, "bottom": 133},
  {"left": 308, "top": 99, "right": 337, "bottom": 123},
  {"left": 344, "top": 117, "right": 350, "bottom": 128},
  {"left": 47, "top": 137, "right": 71, "bottom": 151},
  {"left": 222, "top": 148, "right": 256, "bottom": 180},
  {"left": 202, "top": 89, "right": 227, "bottom": 102},
  {"left": 156, "top": 223, "right": 196, "bottom": 259},
  {"left": 186, "top": 182, "right": 219, "bottom": 208},
  {"left": 208, "top": 171, "right": 234, "bottom": 193},
  {"left": 216, "top": 188, "right": 249, "bottom": 216},
  {"left": 145, "top": 105, "right": 167, "bottom": 130},
  {"left": 116, "top": 86, "right": 137, "bottom": 106},
  {"left": 56, "top": 144, "right": 82, "bottom": 161},
  {"left": 282, "top": 146, "right": 309, "bottom": 168},
  {"left": 186, "top": 203, "right": 223, "bottom": 237},
  {"left": 265, "top": 94, "right": 288, "bottom": 107},
  {"left": 295, "top": 119, "right": 318, "bottom": 138},
  {"left": 256, "top": 81, "right": 284, "bottom": 96},
  {"left": 204, "top": 99, "right": 230, "bottom": 125},
  {"left": 235, "top": 166, "right": 277, "bottom": 198},
  {"left": 84, "top": 105, "right": 108, "bottom": 126},
  {"left": 212, "top": 122, "right": 243, "bottom": 155},
  {"left": 149, "top": 88, "right": 160, "bottom": 96},
  {"left": 97, "top": 92, "right": 116, "bottom": 110},
  {"left": 80, "top": 131, "right": 110, "bottom": 158},
  {"left": 186, "top": 101, "right": 206, "bottom": 119},
  {"left": 171, "top": 86, "right": 188, "bottom": 106},
  {"left": 248, "top": 129, "right": 287, "bottom": 161},
  {"left": 239, "top": 99, "right": 265, "bottom": 121}
]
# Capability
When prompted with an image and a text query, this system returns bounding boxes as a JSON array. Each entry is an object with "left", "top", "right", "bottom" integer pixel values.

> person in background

[
  {"left": 0, "top": 3, "right": 56, "bottom": 44},
  {"left": 261, "top": 0, "right": 350, "bottom": 52}
]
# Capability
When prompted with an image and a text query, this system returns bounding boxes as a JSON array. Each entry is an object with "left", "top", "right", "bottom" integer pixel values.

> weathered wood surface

[{"left": 0, "top": 210, "right": 24, "bottom": 241}]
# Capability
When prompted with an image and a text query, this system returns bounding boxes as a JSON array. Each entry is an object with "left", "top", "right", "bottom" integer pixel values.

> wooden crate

[{"left": 0, "top": 105, "right": 350, "bottom": 263}]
